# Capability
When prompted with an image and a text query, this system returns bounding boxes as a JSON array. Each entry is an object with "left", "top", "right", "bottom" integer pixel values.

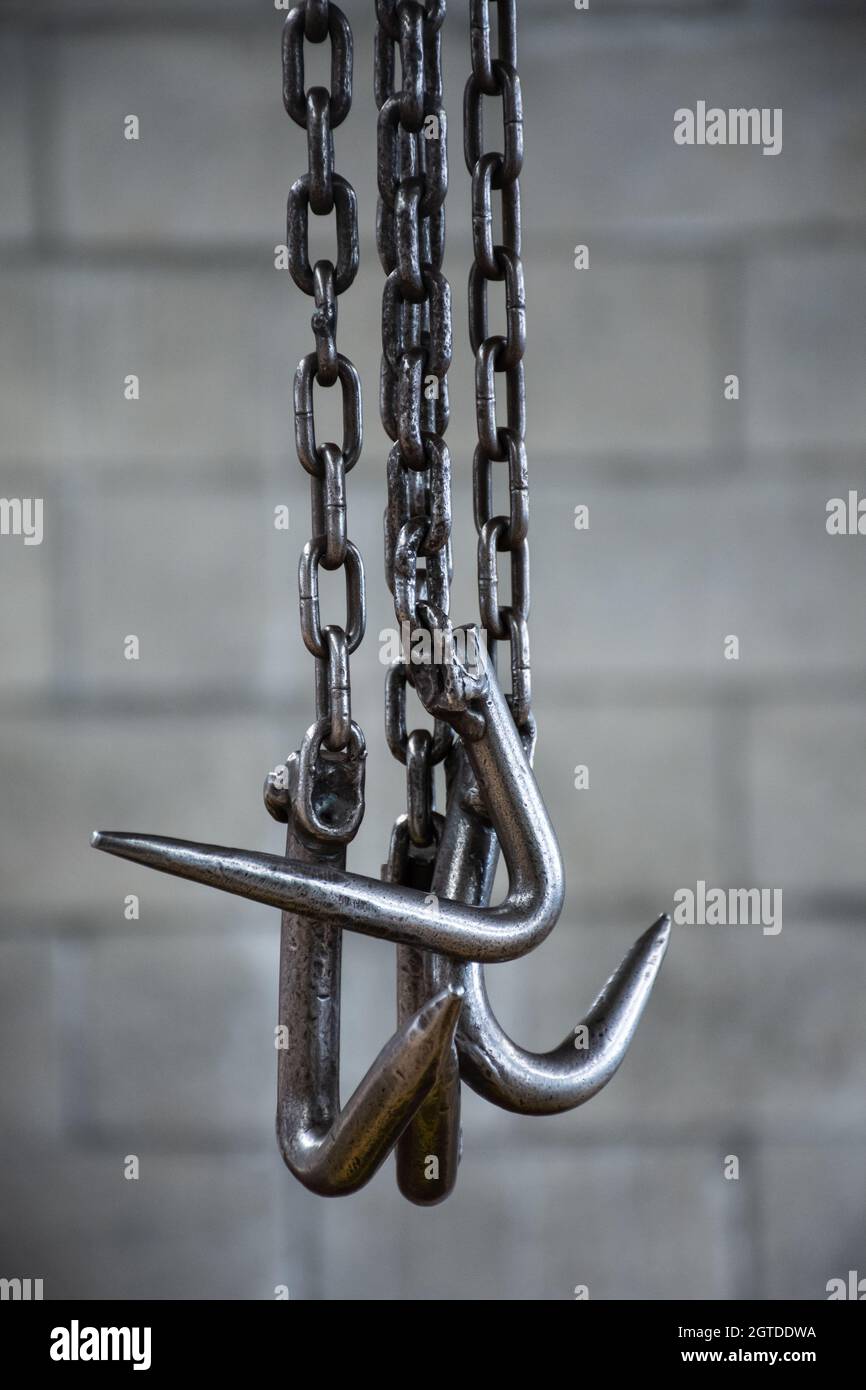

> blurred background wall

[{"left": 1, "top": 0, "right": 865, "bottom": 1300}]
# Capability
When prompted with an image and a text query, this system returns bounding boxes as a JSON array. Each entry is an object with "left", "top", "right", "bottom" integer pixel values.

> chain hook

[{"left": 90, "top": 0, "right": 672, "bottom": 1205}]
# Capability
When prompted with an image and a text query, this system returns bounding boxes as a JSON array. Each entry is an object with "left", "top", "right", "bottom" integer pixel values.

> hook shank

[{"left": 278, "top": 822, "right": 463, "bottom": 1196}]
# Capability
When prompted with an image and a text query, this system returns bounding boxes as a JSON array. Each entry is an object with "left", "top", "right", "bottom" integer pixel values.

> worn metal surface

[
  {"left": 91, "top": 0, "right": 671, "bottom": 1203},
  {"left": 273, "top": 753, "right": 462, "bottom": 1197},
  {"left": 374, "top": 0, "right": 457, "bottom": 1205}
]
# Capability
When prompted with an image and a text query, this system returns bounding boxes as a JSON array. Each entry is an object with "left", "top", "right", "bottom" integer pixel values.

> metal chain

[
  {"left": 467, "top": 0, "right": 531, "bottom": 731},
  {"left": 376, "top": 0, "right": 455, "bottom": 852},
  {"left": 282, "top": 1, "right": 367, "bottom": 841}
]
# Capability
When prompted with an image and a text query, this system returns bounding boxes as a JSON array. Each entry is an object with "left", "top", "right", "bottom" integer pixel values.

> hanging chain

[
  {"left": 467, "top": 0, "right": 531, "bottom": 732},
  {"left": 281, "top": 1, "right": 367, "bottom": 841},
  {"left": 376, "top": 0, "right": 455, "bottom": 857}
]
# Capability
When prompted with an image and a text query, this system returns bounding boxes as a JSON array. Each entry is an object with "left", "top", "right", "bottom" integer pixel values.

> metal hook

[
  {"left": 91, "top": 638, "right": 565, "bottom": 965},
  {"left": 275, "top": 804, "right": 462, "bottom": 1196},
  {"left": 386, "top": 723, "right": 669, "bottom": 1199},
  {"left": 90, "top": 656, "right": 670, "bottom": 1200},
  {"left": 245, "top": 738, "right": 462, "bottom": 1196},
  {"left": 436, "top": 744, "right": 671, "bottom": 1115}
]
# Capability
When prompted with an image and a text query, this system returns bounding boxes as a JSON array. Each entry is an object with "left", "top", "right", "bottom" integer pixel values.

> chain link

[
  {"left": 467, "top": 0, "right": 531, "bottom": 731},
  {"left": 282, "top": 1, "right": 367, "bottom": 839},
  {"left": 282, "top": 0, "right": 531, "bottom": 848},
  {"left": 377, "top": 0, "right": 455, "bottom": 851}
]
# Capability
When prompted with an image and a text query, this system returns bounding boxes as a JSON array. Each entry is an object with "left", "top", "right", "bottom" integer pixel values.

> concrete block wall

[{"left": 1, "top": 0, "right": 865, "bottom": 1300}]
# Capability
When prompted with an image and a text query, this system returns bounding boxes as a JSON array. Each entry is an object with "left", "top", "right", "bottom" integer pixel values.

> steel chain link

[
  {"left": 376, "top": 0, "right": 455, "bottom": 852},
  {"left": 282, "top": 1, "right": 367, "bottom": 841},
  {"left": 282, "top": 0, "right": 531, "bottom": 844},
  {"left": 467, "top": 0, "right": 531, "bottom": 732}
]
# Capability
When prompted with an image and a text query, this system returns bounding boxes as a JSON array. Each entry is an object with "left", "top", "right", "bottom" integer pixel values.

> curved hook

[
  {"left": 91, "top": 647, "right": 565, "bottom": 965},
  {"left": 284, "top": 979, "right": 463, "bottom": 1195},
  {"left": 276, "top": 816, "right": 463, "bottom": 1195},
  {"left": 440, "top": 747, "right": 671, "bottom": 1115}
]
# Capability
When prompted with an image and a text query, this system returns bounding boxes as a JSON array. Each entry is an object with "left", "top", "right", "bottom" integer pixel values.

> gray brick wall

[{"left": 1, "top": 0, "right": 865, "bottom": 1301}]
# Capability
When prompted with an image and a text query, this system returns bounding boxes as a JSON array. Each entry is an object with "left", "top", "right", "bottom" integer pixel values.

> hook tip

[
  {"left": 407, "top": 985, "right": 464, "bottom": 1066},
  {"left": 91, "top": 830, "right": 131, "bottom": 854},
  {"left": 436, "top": 984, "right": 465, "bottom": 1031},
  {"left": 634, "top": 912, "right": 672, "bottom": 969},
  {"left": 653, "top": 911, "right": 672, "bottom": 940}
]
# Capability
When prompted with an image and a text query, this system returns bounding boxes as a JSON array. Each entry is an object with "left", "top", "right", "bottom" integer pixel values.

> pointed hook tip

[
  {"left": 433, "top": 984, "right": 465, "bottom": 1030},
  {"left": 91, "top": 830, "right": 130, "bottom": 854},
  {"left": 419, "top": 984, "right": 465, "bottom": 1041},
  {"left": 653, "top": 911, "right": 672, "bottom": 942},
  {"left": 635, "top": 912, "right": 672, "bottom": 967}
]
